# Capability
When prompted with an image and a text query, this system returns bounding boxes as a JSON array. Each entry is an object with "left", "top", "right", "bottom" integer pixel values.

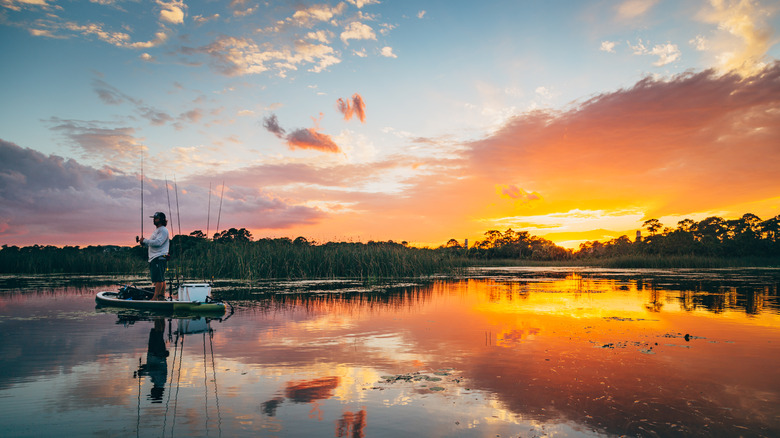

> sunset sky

[{"left": 1, "top": 0, "right": 779, "bottom": 248}]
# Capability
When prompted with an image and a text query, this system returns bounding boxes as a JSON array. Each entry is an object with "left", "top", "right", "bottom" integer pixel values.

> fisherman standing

[{"left": 138, "top": 212, "right": 170, "bottom": 301}]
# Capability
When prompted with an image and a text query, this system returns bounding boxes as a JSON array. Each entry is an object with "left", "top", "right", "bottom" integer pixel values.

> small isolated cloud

[
  {"left": 628, "top": 39, "right": 680, "bottom": 66},
  {"left": 649, "top": 43, "right": 681, "bottom": 66},
  {"left": 690, "top": 35, "right": 707, "bottom": 51},
  {"left": 499, "top": 185, "right": 541, "bottom": 204},
  {"left": 347, "top": 0, "right": 380, "bottom": 8},
  {"left": 291, "top": 3, "right": 347, "bottom": 27},
  {"left": 616, "top": 0, "right": 659, "bottom": 20},
  {"left": 286, "top": 128, "right": 341, "bottom": 152},
  {"left": 600, "top": 40, "right": 617, "bottom": 53},
  {"left": 140, "top": 53, "right": 154, "bottom": 62},
  {"left": 417, "top": 10, "right": 426, "bottom": 19},
  {"left": 263, "top": 114, "right": 287, "bottom": 139},
  {"left": 306, "top": 30, "right": 332, "bottom": 43},
  {"left": 263, "top": 114, "right": 341, "bottom": 153},
  {"left": 193, "top": 13, "right": 220, "bottom": 24},
  {"left": 380, "top": 46, "right": 397, "bottom": 58},
  {"left": 158, "top": 0, "right": 186, "bottom": 25},
  {"left": 336, "top": 93, "right": 366, "bottom": 123},
  {"left": 340, "top": 21, "right": 376, "bottom": 44}
]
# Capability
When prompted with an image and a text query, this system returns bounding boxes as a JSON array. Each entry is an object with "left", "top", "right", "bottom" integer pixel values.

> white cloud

[
  {"left": 600, "top": 40, "right": 617, "bottom": 53},
  {"left": 690, "top": 35, "right": 707, "bottom": 51},
  {"left": 697, "top": 0, "right": 774, "bottom": 75},
  {"left": 628, "top": 39, "right": 680, "bottom": 66},
  {"left": 291, "top": 3, "right": 347, "bottom": 27},
  {"left": 347, "top": 0, "right": 380, "bottom": 8},
  {"left": 380, "top": 46, "right": 396, "bottom": 58},
  {"left": 340, "top": 21, "right": 376, "bottom": 44},
  {"left": 1, "top": 0, "right": 52, "bottom": 11},
  {"left": 306, "top": 30, "right": 332, "bottom": 43},
  {"left": 193, "top": 14, "right": 220, "bottom": 24},
  {"left": 417, "top": 10, "right": 426, "bottom": 19},
  {"left": 649, "top": 42, "right": 681, "bottom": 66},
  {"left": 157, "top": 0, "right": 185, "bottom": 25},
  {"left": 616, "top": 0, "right": 659, "bottom": 20},
  {"left": 140, "top": 52, "right": 153, "bottom": 61}
]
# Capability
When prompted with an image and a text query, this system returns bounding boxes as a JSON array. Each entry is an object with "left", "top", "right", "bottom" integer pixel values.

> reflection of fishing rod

[{"left": 139, "top": 152, "right": 144, "bottom": 242}]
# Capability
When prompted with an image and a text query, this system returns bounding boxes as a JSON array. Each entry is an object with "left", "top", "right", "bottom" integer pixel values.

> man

[{"left": 139, "top": 212, "right": 170, "bottom": 301}]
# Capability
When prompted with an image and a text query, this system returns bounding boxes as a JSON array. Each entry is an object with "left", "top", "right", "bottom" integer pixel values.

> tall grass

[
  {"left": 0, "top": 245, "right": 145, "bottom": 275},
  {"left": 172, "top": 240, "right": 468, "bottom": 280}
]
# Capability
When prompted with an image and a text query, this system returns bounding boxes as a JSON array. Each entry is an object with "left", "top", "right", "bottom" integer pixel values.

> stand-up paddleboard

[{"left": 96, "top": 284, "right": 226, "bottom": 314}]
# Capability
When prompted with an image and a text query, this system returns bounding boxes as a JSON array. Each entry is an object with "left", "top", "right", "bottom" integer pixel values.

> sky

[{"left": 1, "top": 0, "right": 779, "bottom": 249}]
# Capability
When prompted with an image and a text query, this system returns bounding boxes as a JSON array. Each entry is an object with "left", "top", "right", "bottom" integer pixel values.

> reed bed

[{"left": 171, "top": 240, "right": 467, "bottom": 280}]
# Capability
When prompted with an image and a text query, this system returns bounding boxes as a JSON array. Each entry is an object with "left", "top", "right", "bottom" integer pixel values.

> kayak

[{"left": 96, "top": 283, "right": 226, "bottom": 314}]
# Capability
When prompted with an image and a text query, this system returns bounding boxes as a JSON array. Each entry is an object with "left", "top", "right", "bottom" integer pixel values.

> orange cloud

[
  {"left": 336, "top": 93, "right": 366, "bottom": 122},
  {"left": 286, "top": 127, "right": 341, "bottom": 152},
  {"left": 263, "top": 113, "right": 342, "bottom": 153}
]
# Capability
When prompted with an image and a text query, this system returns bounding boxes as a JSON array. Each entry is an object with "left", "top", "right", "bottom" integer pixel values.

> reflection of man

[
  {"left": 138, "top": 212, "right": 170, "bottom": 301},
  {"left": 137, "top": 318, "right": 168, "bottom": 402}
]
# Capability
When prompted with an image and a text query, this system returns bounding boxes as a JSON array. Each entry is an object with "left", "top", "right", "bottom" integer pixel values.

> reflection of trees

[
  {"left": 336, "top": 409, "right": 366, "bottom": 438},
  {"left": 223, "top": 282, "right": 435, "bottom": 314},
  {"left": 644, "top": 289, "right": 664, "bottom": 312}
]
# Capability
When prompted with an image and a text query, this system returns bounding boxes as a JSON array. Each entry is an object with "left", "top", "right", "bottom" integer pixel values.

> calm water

[{"left": 0, "top": 268, "right": 778, "bottom": 437}]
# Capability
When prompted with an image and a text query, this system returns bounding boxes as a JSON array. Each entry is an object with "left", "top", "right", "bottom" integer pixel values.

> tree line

[
  {"left": 1, "top": 213, "right": 778, "bottom": 276},
  {"left": 576, "top": 213, "right": 780, "bottom": 259},
  {"left": 441, "top": 213, "right": 780, "bottom": 262}
]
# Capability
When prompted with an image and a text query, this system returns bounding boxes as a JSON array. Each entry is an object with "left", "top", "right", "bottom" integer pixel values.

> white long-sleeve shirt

[{"left": 144, "top": 226, "right": 170, "bottom": 262}]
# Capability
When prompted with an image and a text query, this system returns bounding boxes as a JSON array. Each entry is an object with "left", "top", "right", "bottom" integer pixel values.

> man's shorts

[{"left": 150, "top": 256, "right": 167, "bottom": 283}]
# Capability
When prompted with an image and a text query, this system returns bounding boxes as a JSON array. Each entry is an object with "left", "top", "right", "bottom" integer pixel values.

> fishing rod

[
  {"left": 140, "top": 152, "right": 144, "bottom": 241},
  {"left": 215, "top": 181, "right": 225, "bottom": 237},
  {"left": 165, "top": 176, "right": 173, "bottom": 236},
  {"left": 165, "top": 177, "right": 181, "bottom": 294},
  {"left": 173, "top": 175, "right": 182, "bottom": 237},
  {"left": 206, "top": 182, "right": 211, "bottom": 240}
]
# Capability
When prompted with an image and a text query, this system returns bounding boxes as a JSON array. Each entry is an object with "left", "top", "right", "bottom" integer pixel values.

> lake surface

[{"left": 0, "top": 268, "right": 778, "bottom": 437}]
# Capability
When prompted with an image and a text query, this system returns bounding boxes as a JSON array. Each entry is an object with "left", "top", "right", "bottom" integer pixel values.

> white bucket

[{"left": 178, "top": 283, "right": 211, "bottom": 303}]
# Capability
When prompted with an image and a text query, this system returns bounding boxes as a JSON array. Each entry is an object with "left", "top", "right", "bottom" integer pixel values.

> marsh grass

[{"left": 172, "top": 240, "right": 469, "bottom": 280}]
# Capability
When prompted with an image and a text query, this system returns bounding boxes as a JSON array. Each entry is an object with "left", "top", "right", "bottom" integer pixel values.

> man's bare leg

[{"left": 152, "top": 281, "right": 166, "bottom": 301}]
